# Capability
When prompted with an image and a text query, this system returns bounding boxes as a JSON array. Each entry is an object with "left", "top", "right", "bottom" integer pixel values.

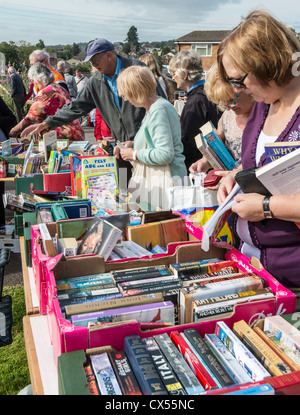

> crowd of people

[{"left": 0, "top": 9, "right": 300, "bottom": 296}]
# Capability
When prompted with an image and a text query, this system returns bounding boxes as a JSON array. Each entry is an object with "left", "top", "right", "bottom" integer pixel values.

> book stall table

[{"left": 20, "top": 236, "right": 39, "bottom": 315}]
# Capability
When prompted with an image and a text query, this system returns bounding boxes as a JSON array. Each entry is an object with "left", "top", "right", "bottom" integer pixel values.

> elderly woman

[
  {"left": 215, "top": 10, "right": 300, "bottom": 291},
  {"left": 189, "top": 62, "right": 255, "bottom": 175},
  {"left": 114, "top": 65, "right": 186, "bottom": 208},
  {"left": 9, "top": 63, "right": 84, "bottom": 141},
  {"left": 169, "top": 50, "right": 219, "bottom": 172}
]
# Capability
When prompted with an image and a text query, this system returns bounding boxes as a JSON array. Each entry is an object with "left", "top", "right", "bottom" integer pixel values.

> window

[{"left": 191, "top": 44, "right": 212, "bottom": 57}]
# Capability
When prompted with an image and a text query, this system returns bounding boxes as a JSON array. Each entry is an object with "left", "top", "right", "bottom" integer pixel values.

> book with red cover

[{"left": 170, "top": 330, "right": 218, "bottom": 391}]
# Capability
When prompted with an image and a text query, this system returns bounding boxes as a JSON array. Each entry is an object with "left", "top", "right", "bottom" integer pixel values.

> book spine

[
  {"left": 183, "top": 328, "right": 236, "bottom": 388},
  {"left": 154, "top": 333, "right": 204, "bottom": 395},
  {"left": 204, "top": 132, "right": 236, "bottom": 170},
  {"left": 253, "top": 326, "right": 300, "bottom": 372},
  {"left": 204, "top": 333, "right": 254, "bottom": 385},
  {"left": 57, "top": 287, "right": 119, "bottom": 301},
  {"left": 112, "top": 267, "right": 172, "bottom": 283},
  {"left": 59, "top": 292, "right": 124, "bottom": 309},
  {"left": 233, "top": 320, "right": 293, "bottom": 376},
  {"left": 56, "top": 273, "right": 113, "bottom": 284},
  {"left": 224, "top": 383, "right": 274, "bottom": 395},
  {"left": 108, "top": 351, "right": 142, "bottom": 395},
  {"left": 118, "top": 276, "right": 178, "bottom": 291},
  {"left": 90, "top": 353, "right": 122, "bottom": 395},
  {"left": 124, "top": 335, "right": 167, "bottom": 395},
  {"left": 57, "top": 282, "right": 115, "bottom": 294},
  {"left": 196, "top": 134, "right": 226, "bottom": 170},
  {"left": 144, "top": 337, "right": 186, "bottom": 395},
  {"left": 83, "top": 363, "right": 100, "bottom": 395},
  {"left": 215, "top": 321, "right": 271, "bottom": 381},
  {"left": 205, "top": 145, "right": 227, "bottom": 170},
  {"left": 181, "top": 270, "right": 238, "bottom": 285},
  {"left": 175, "top": 259, "right": 237, "bottom": 276},
  {"left": 170, "top": 258, "right": 223, "bottom": 271},
  {"left": 170, "top": 330, "right": 218, "bottom": 390},
  {"left": 64, "top": 293, "right": 163, "bottom": 318}
]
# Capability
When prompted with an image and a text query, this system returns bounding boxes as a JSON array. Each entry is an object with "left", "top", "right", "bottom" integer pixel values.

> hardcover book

[
  {"left": 194, "top": 132, "right": 227, "bottom": 170},
  {"left": 90, "top": 353, "right": 122, "bottom": 395},
  {"left": 154, "top": 332, "right": 204, "bottom": 395},
  {"left": 124, "top": 335, "right": 167, "bottom": 395},
  {"left": 264, "top": 141, "right": 300, "bottom": 163},
  {"left": 215, "top": 321, "right": 271, "bottom": 382},
  {"left": 143, "top": 337, "right": 186, "bottom": 395},
  {"left": 183, "top": 328, "right": 236, "bottom": 388},
  {"left": 108, "top": 350, "right": 142, "bottom": 395},
  {"left": 200, "top": 121, "right": 236, "bottom": 170},
  {"left": 77, "top": 217, "right": 122, "bottom": 260},
  {"left": 233, "top": 320, "right": 292, "bottom": 377},
  {"left": 70, "top": 301, "right": 175, "bottom": 327}
]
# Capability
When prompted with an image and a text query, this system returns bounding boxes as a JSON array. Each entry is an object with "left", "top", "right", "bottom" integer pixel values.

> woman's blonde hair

[
  {"left": 117, "top": 65, "right": 156, "bottom": 105},
  {"left": 204, "top": 62, "right": 236, "bottom": 105},
  {"left": 169, "top": 50, "right": 203, "bottom": 82},
  {"left": 217, "top": 9, "right": 300, "bottom": 87}
]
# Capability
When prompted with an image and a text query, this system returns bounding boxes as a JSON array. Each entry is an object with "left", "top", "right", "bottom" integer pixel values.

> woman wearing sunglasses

[
  {"left": 189, "top": 62, "right": 255, "bottom": 175},
  {"left": 216, "top": 9, "right": 300, "bottom": 291}
]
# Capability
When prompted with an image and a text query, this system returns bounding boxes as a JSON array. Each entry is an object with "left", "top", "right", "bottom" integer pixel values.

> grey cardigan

[{"left": 46, "top": 55, "right": 165, "bottom": 142}]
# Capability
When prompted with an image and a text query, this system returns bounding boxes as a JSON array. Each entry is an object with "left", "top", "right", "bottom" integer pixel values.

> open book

[{"left": 201, "top": 183, "right": 241, "bottom": 252}]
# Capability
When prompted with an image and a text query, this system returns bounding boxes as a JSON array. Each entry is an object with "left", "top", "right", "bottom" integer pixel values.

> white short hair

[
  {"left": 169, "top": 50, "right": 203, "bottom": 82},
  {"left": 7, "top": 66, "right": 16, "bottom": 74},
  {"left": 28, "top": 62, "right": 54, "bottom": 86},
  {"left": 29, "top": 49, "right": 50, "bottom": 65}
]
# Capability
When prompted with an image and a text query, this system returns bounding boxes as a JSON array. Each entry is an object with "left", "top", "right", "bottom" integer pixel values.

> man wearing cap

[{"left": 20, "top": 38, "right": 166, "bottom": 184}]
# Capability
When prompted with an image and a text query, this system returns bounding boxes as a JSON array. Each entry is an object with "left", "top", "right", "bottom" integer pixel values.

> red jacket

[{"left": 94, "top": 108, "right": 111, "bottom": 140}]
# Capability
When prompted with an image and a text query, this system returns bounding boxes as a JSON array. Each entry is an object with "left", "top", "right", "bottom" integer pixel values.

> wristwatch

[{"left": 263, "top": 196, "right": 273, "bottom": 219}]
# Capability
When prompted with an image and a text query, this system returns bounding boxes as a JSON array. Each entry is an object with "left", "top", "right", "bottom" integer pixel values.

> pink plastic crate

[{"left": 44, "top": 246, "right": 295, "bottom": 366}]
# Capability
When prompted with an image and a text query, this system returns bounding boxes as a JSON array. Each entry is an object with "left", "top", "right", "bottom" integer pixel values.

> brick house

[{"left": 175, "top": 30, "right": 231, "bottom": 73}]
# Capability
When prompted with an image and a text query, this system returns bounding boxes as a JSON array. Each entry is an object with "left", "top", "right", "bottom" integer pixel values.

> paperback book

[{"left": 90, "top": 353, "right": 122, "bottom": 395}]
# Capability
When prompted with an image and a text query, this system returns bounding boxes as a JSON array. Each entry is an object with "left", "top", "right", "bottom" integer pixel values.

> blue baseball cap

[{"left": 84, "top": 38, "right": 114, "bottom": 62}]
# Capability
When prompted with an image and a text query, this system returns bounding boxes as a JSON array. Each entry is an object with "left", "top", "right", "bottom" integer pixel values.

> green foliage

[
  {"left": 124, "top": 25, "right": 140, "bottom": 53},
  {"left": 0, "top": 286, "right": 30, "bottom": 395}
]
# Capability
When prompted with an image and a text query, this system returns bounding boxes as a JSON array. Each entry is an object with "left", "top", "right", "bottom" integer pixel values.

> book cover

[
  {"left": 170, "top": 330, "right": 218, "bottom": 390},
  {"left": 59, "top": 292, "right": 124, "bottom": 309},
  {"left": 43, "top": 130, "right": 57, "bottom": 162},
  {"left": 70, "top": 301, "right": 175, "bottom": 327},
  {"left": 2, "top": 138, "right": 12, "bottom": 157},
  {"left": 77, "top": 217, "right": 122, "bottom": 260},
  {"left": 264, "top": 141, "right": 300, "bottom": 163},
  {"left": 200, "top": 121, "right": 236, "bottom": 170},
  {"left": 205, "top": 333, "right": 253, "bottom": 385},
  {"left": 124, "top": 335, "right": 167, "bottom": 395},
  {"left": 108, "top": 350, "right": 142, "bottom": 395},
  {"left": 64, "top": 293, "right": 164, "bottom": 318},
  {"left": 4, "top": 192, "right": 33, "bottom": 213},
  {"left": 183, "top": 328, "right": 236, "bottom": 388},
  {"left": 68, "top": 141, "right": 90, "bottom": 153},
  {"left": 264, "top": 330, "right": 300, "bottom": 368},
  {"left": 255, "top": 147, "right": 300, "bottom": 196},
  {"left": 215, "top": 321, "right": 271, "bottom": 382},
  {"left": 169, "top": 258, "right": 223, "bottom": 273},
  {"left": 153, "top": 333, "right": 204, "bottom": 395},
  {"left": 90, "top": 353, "right": 122, "bottom": 395},
  {"left": 112, "top": 240, "right": 152, "bottom": 259},
  {"left": 111, "top": 265, "right": 173, "bottom": 283},
  {"left": 127, "top": 217, "right": 188, "bottom": 250},
  {"left": 118, "top": 276, "right": 179, "bottom": 292},
  {"left": 225, "top": 383, "right": 274, "bottom": 395},
  {"left": 263, "top": 315, "right": 300, "bottom": 354},
  {"left": 194, "top": 132, "right": 226, "bottom": 170},
  {"left": 58, "top": 287, "right": 120, "bottom": 304},
  {"left": 47, "top": 150, "right": 57, "bottom": 174},
  {"left": 56, "top": 273, "right": 114, "bottom": 287},
  {"left": 143, "top": 337, "right": 186, "bottom": 395},
  {"left": 253, "top": 326, "right": 300, "bottom": 371},
  {"left": 233, "top": 319, "right": 292, "bottom": 377}
]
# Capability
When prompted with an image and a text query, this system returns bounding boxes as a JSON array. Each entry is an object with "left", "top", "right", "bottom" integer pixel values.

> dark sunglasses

[{"left": 227, "top": 73, "right": 248, "bottom": 89}]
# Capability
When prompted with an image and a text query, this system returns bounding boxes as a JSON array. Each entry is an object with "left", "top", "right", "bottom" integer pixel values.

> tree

[
  {"left": 72, "top": 43, "right": 81, "bottom": 57},
  {"left": 36, "top": 39, "right": 45, "bottom": 49},
  {"left": 0, "top": 41, "right": 19, "bottom": 67},
  {"left": 125, "top": 26, "right": 140, "bottom": 53}
]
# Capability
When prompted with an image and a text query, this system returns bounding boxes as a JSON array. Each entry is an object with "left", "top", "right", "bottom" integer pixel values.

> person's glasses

[
  {"left": 227, "top": 73, "right": 248, "bottom": 89},
  {"left": 218, "top": 92, "right": 241, "bottom": 108}
]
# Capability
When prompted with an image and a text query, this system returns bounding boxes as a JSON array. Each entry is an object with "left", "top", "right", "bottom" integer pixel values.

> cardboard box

[
  {"left": 15, "top": 173, "right": 44, "bottom": 195},
  {"left": 43, "top": 172, "right": 71, "bottom": 194},
  {"left": 57, "top": 324, "right": 300, "bottom": 396},
  {"left": 44, "top": 242, "right": 295, "bottom": 366}
]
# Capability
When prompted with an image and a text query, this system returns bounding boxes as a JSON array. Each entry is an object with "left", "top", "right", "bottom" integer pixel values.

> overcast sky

[{"left": 0, "top": 0, "right": 299, "bottom": 46}]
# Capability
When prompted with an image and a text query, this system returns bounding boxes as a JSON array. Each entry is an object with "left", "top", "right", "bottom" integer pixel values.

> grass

[{"left": 0, "top": 285, "right": 31, "bottom": 395}]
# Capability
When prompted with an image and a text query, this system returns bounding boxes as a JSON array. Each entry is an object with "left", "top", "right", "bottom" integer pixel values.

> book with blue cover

[
  {"left": 200, "top": 121, "right": 236, "bottom": 170},
  {"left": 264, "top": 141, "right": 300, "bottom": 163}
]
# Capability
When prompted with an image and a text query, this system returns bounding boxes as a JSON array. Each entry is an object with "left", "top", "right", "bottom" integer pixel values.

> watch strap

[{"left": 263, "top": 196, "right": 273, "bottom": 219}]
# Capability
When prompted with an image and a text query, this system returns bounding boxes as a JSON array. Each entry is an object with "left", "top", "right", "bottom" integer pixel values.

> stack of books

[{"left": 79, "top": 315, "right": 300, "bottom": 395}]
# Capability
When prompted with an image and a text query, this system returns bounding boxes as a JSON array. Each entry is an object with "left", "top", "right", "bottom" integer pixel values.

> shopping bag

[{"left": 128, "top": 161, "right": 174, "bottom": 210}]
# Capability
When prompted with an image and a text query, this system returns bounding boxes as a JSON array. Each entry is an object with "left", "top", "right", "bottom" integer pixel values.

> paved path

[{"left": 4, "top": 127, "right": 96, "bottom": 287}]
